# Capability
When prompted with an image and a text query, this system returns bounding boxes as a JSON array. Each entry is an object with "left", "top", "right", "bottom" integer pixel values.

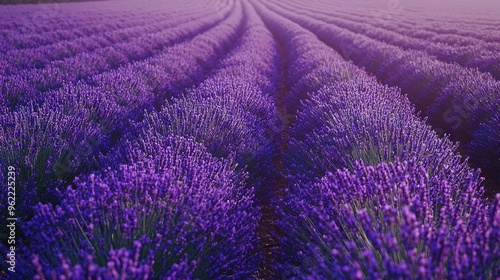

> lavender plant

[
  {"left": 30, "top": 242, "right": 154, "bottom": 280},
  {"left": 20, "top": 135, "right": 259, "bottom": 278},
  {"left": 287, "top": 80, "right": 472, "bottom": 189},
  {"left": 468, "top": 114, "right": 500, "bottom": 182},
  {"left": 138, "top": 95, "right": 271, "bottom": 167},
  {"left": 0, "top": 102, "right": 107, "bottom": 219},
  {"left": 277, "top": 160, "right": 500, "bottom": 279}
]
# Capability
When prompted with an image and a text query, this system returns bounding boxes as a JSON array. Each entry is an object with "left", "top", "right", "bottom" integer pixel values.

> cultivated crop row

[
  {"left": 302, "top": 0, "right": 500, "bottom": 44},
  {"left": 0, "top": 3, "right": 219, "bottom": 75},
  {"left": 278, "top": 0, "right": 500, "bottom": 80},
  {"left": 0, "top": 2, "right": 233, "bottom": 107}
]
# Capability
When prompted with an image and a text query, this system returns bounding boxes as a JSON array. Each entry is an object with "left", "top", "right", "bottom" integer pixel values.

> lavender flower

[
  {"left": 21, "top": 139, "right": 259, "bottom": 278},
  {"left": 277, "top": 160, "right": 499, "bottom": 279},
  {"left": 0, "top": 101, "right": 107, "bottom": 219}
]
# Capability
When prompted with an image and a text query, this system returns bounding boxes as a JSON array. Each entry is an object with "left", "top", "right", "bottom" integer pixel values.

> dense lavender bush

[
  {"left": 0, "top": 102, "right": 107, "bottom": 219},
  {"left": 138, "top": 94, "right": 273, "bottom": 176},
  {"left": 277, "top": 160, "right": 500, "bottom": 279},
  {"left": 285, "top": 52, "right": 365, "bottom": 114},
  {"left": 43, "top": 82, "right": 127, "bottom": 128},
  {"left": 287, "top": 81, "right": 473, "bottom": 189},
  {"left": 30, "top": 243, "right": 154, "bottom": 280},
  {"left": 215, "top": 25, "right": 281, "bottom": 95},
  {"left": 289, "top": 56, "right": 363, "bottom": 90},
  {"left": 187, "top": 80, "right": 281, "bottom": 168},
  {"left": 107, "top": 131, "right": 253, "bottom": 210},
  {"left": 468, "top": 114, "right": 500, "bottom": 179},
  {"left": 88, "top": 69, "right": 156, "bottom": 123},
  {"left": 19, "top": 136, "right": 259, "bottom": 278},
  {"left": 428, "top": 77, "right": 500, "bottom": 137},
  {"left": 193, "top": 77, "right": 279, "bottom": 125},
  {"left": 0, "top": 87, "right": 6, "bottom": 107}
]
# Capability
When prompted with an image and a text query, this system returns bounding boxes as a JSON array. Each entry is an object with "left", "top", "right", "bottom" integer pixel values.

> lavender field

[{"left": 0, "top": 0, "right": 499, "bottom": 278}]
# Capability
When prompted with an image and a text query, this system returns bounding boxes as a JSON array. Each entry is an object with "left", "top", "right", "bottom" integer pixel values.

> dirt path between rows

[{"left": 255, "top": 34, "right": 291, "bottom": 280}]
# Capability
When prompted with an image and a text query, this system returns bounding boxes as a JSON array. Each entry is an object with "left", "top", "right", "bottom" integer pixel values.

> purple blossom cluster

[
  {"left": 278, "top": 160, "right": 500, "bottom": 279},
  {"left": 21, "top": 137, "right": 258, "bottom": 278},
  {"left": 30, "top": 242, "right": 154, "bottom": 279}
]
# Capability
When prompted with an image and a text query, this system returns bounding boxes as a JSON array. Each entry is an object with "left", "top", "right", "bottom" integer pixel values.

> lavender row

[
  {"left": 0, "top": 0, "right": 206, "bottom": 51},
  {"left": 331, "top": 7, "right": 500, "bottom": 52},
  {"left": 277, "top": 0, "right": 500, "bottom": 80},
  {"left": 0, "top": 7, "right": 119, "bottom": 46},
  {"left": 0, "top": 3, "right": 232, "bottom": 107},
  {"left": 254, "top": 1, "right": 499, "bottom": 278},
  {"left": 0, "top": 5, "right": 215, "bottom": 75},
  {"left": 23, "top": 139, "right": 258, "bottom": 279},
  {"left": 0, "top": 4, "right": 110, "bottom": 30},
  {"left": 283, "top": 160, "right": 499, "bottom": 279},
  {"left": 133, "top": 0, "right": 281, "bottom": 203},
  {"left": 304, "top": 0, "right": 500, "bottom": 44},
  {"left": 0, "top": 1, "right": 244, "bottom": 222},
  {"left": 0, "top": 2, "right": 160, "bottom": 51},
  {"left": 308, "top": 0, "right": 500, "bottom": 44},
  {"left": 390, "top": 3, "right": 500, "bottom": 42},
  {"left": 266, "top": 2, "right": 500, "bottom": 183}
]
